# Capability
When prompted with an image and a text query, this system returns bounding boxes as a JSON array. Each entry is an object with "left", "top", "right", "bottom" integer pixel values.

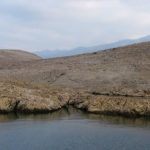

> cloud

[{"left": 0, "top": 0, "right": 150, "bottom": 51}]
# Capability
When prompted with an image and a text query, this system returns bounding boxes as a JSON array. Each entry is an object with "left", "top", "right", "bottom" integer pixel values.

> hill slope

[
  {"left": 1, "top": 42, "right": 150, "bottom": 96},
  {"left": 0, "top": 49, "right": 41, "bottom": 62},
  {"left": 0, "top": 42, "right": 150, "bottom": 116}
]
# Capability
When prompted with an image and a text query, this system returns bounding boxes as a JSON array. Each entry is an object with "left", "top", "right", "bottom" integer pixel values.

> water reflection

[{"left": 0, "top": 107, "right": 150, "bottom": 128}]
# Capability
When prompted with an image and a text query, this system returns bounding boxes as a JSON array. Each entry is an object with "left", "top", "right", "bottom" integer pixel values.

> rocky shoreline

[
  {"left": 72, "top": 94, "right": 150, "bottom": 117},
  {"left": 0, "top": 80, "right": 71, "bottom": 113},
  {"left": 0, "top": 80, "right": 150, "bottom": 117},
  {"left": 0, "top": 43, "right": 150, "bottom": 117}
]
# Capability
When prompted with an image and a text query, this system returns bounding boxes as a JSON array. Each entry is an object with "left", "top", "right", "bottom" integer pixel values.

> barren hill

[
  {"left": 1, "top": 42, "right": 150, "bottom": 96},
  {"left": 0, "top": 42, "right": 150, "bottom": 116},
  {"left": 0, "top": 49, "right": 41, "bottom": 62}
]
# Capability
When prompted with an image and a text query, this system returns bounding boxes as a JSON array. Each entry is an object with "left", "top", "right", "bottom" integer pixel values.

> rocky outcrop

[
  {"left": 0, "top": 80, "right": 72, "bottom": 113},
  {"left": 0, "top": 80, "right": 150, "bottom": 117},
  {"left": 72, "top": 93, "right": 150, "bottom": 117}
]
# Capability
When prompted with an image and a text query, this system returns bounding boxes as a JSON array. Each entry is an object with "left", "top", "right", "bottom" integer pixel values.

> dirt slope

[
  {"left": 0, "top": 42, "right": 150, "bottom": 96},
  {"left": 0, "top": 49, "right": 41, "bottom": 62},
  {"left": 0, "top": 42, "right": 150, "bottom": 116}
]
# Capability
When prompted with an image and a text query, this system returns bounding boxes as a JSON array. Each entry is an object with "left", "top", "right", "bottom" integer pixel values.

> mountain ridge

[{"left": 35, "top": 35, "right": 150, "bottom": 58}]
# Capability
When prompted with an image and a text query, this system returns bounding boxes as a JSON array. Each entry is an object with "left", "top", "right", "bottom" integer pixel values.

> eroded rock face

[
  {"left": 72, "top": 93, "right": 150, "bottom": 117},
  {"left": 0, "top": 80, "right": 72, "bottom": 113},
  {"left": 0, "top": 98, "right": 17, "bottom": 113},
  {"left": 0, "top": 80, "right": 150, "bottom": 117}
]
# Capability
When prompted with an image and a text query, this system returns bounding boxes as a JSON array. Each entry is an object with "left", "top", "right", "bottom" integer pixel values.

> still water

[{"left": 0, "top": 107, "right": 150, "bottom": 150}]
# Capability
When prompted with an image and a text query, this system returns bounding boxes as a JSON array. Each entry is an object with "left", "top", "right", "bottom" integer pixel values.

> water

[{"left": 0, "top": 107, "right": 150, "bottom": 150}]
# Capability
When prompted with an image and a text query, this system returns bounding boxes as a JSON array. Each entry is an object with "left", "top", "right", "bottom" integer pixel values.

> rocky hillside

[
  {"left": 0, "top": 42, "right": 150, "bottom": 116},
  {"left": 1, "top": 42, "right": 149, "bottom": 96}
]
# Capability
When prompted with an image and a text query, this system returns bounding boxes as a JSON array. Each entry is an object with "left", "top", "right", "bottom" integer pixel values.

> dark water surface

[{"left": 0, "top": 108, "right": 150, "bottom": 150}]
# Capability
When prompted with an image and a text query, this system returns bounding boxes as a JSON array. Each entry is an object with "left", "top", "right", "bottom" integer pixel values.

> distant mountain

[{"left": 35, "top": 35, "right": 150, "bottom": 58}]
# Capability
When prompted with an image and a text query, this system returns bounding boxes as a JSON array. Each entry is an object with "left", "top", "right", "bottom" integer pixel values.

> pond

[{"left": 0, "top": 107, "right": 150, "bottom": 150}]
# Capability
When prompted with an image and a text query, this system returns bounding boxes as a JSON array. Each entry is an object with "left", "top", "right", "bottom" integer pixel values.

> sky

[{"left": 0, "top": 0, "right": 150, "bottom": 52}]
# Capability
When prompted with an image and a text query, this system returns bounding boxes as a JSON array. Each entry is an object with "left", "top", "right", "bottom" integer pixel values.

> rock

[
  {"left": 73, "top": 93, "right": 150, "bottom": 117},
  {"left": 0, "top": 80, "right": 71, "bottom": 113},
  {"left": 0, "top": 98, "right": 17, "bottom": 113},
  {"left": 0, "top": 80, "right": 150, "bottom": 117}
]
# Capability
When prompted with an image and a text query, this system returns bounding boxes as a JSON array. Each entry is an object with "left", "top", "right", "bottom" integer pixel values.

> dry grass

[
  {"left": 0, "top": 79, "right": 72, "bottom": 113},
  {"left": 0, "top": 42, "right": 149, "bottom": 96},
  {"left": 0, "top": 42, "right": 150, "bottom": 115}
]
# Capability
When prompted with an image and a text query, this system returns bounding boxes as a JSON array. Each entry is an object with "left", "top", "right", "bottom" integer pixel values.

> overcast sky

[{"left": 0, "top": 0, "right": 150, "bottom": 51}]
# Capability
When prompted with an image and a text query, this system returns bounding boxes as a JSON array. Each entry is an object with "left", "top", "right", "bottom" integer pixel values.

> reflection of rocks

[
  {"left": 0, "top": 106, "right": 82, "bottom": 122},
  {"left": 83, "top": 113, "right": 150, "bottom": 128},
  {"left": 0, "top": 106, "right": 150, "bottom": 129},
  {"left": 0, "top": 114, "right": 17, "bottom": 122}
]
